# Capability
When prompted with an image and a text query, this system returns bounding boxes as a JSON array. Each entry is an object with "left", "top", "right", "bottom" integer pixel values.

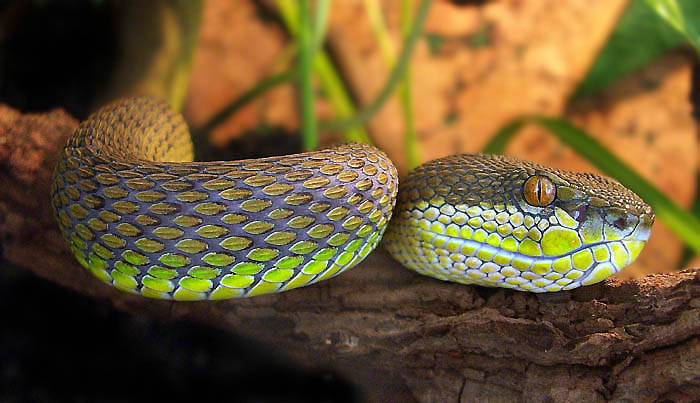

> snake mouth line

[
  {"left": 410, "top": 217, "right": 651, "bottom": 263},
  {"left": 426, "top": 232, "right": 641, "bottom": 261}
]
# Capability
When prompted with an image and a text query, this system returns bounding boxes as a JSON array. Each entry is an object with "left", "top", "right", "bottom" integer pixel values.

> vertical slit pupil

[{"left": 524, "top": 175, "right": 555, "bottom": 207}]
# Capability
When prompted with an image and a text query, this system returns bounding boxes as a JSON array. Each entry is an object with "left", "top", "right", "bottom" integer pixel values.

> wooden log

[{"left": 1, "top": 104, "right": 699, "bottom": 402}]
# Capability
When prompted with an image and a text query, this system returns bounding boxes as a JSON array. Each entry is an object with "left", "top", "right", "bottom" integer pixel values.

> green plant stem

[
  {"left": 363, "top": 0, "right": 419, "bottom": 169},
  {"left": 298, "top": 0, "right": 317, "bottom": 151},
  {"left": 313, "top": 0, "right": 331, "bottom": 52},
  {"left": 170, "top": 0, "right": 203, "bottom": 112},
  {"left": 320, "top": 0, "right": 432, "bottom": 133},
  {"left": 277, "top": 0, "right": 370, "bottom": 144},
  {"left": 399, "top": 0, "right": 419, "bottom": 170},
  {"left": 363, "top": 0, "right": 396, "bottom": 64},
  {"left": 193, "top": 69, "right": 295, "bottom": 136},
  {"left": 484, "top": 116, "right": 700, "bottom": 253}
]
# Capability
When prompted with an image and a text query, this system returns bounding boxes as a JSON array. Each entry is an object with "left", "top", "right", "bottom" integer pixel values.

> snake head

[
  {"left": 385, "top": 153, "right": 655, "bottom": 292},
  {"left": 505, "top": 162, "right": 655, "bottom": 289},
  {"left": 516, "top": 169, "right": 655, "bottom": 237}
]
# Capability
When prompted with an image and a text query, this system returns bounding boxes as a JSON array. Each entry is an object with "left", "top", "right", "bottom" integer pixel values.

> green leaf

[
  {"left": 482, "top": 119, "right": 526, "bottom": 154},
  {"left": 644, "top": 0, "right": 700, "bottom": 54},
  {"left": 313, "top": 0, "right": 331, "bottom": 52},
  {"left": 485, "top": 117, "right": 700, "bottom": 253},
  {"left": 573, "top": 0, "right": 684, "bottom": 99},
  {"left": 424, "top": 33, "right": 445, "bottom": 55},
  {"left": 468, "top": 24, "right": 491, "bottom": 49}
]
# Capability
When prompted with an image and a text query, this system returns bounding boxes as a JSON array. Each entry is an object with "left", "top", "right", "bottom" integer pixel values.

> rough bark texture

[{"left": 1, "top": 104, "right": 699, "bottom": 402}]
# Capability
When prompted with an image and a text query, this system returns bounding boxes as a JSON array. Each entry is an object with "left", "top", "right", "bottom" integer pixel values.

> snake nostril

[
  {"left": 613, "top": 217, "right": 627, "bottom": 230},
  {"left": 571, "top": 204, "right": 588, "bottom": 223}
]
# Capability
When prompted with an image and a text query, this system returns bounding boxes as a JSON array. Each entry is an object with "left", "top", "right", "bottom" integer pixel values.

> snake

[
  {"left": 51, "top": 97, "right": 654, "bottom": 299},
  {"left": 51, "top": 97, "right": 398, "bottom": 300}
]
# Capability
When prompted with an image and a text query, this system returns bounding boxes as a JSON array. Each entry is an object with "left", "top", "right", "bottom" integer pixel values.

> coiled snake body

[
  {"left": 51, "top": 97, "right": 654, "bottom": 299},
  {"left": 51, "top": 97, "right": 398, "bottom": 300}
]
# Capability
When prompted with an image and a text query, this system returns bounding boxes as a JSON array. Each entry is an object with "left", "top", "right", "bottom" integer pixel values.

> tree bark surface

[{"left": 1, "top": 104, "right": 699, "bottom": 402}]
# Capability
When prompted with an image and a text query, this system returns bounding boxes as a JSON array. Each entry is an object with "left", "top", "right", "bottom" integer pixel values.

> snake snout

[{"left": 632, "top": 212, "right": 654, "bottom": 242}]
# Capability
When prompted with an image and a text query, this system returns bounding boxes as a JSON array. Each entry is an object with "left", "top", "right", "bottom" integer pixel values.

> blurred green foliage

[
  {"left": 573, "top": 0, "right": 684, "bottom": 99},
  {"left": 645, "top": 0, "right": 700, "bottom": 53}
]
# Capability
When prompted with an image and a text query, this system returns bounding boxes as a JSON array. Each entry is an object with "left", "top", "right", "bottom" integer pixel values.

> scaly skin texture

[
  {"left": 384, "top": 154, "right": 654, "bottom": 292},
  {"left": 50, "top": 97, "right": 399, "bottom": 300}
]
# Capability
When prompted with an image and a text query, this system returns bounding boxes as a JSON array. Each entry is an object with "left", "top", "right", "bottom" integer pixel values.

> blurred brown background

[{"left": 181, "top": 0, "right": 697, "bottom": 280}]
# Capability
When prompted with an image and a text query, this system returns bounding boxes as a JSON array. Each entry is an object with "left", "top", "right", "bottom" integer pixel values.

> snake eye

[{"left": 523, "top": 175, "right": 555, "bottom": 207}]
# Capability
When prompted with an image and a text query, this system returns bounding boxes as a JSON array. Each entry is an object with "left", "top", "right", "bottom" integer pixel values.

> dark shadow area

[
  {"left": 0, "top": 1, "right": 118, "bottom": 119},
  {"left": 193, "top": 126, "right": 302, "bottom": 162},
  {"left": 0, "top": 259, "right": 357, "bottom": 402}
]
